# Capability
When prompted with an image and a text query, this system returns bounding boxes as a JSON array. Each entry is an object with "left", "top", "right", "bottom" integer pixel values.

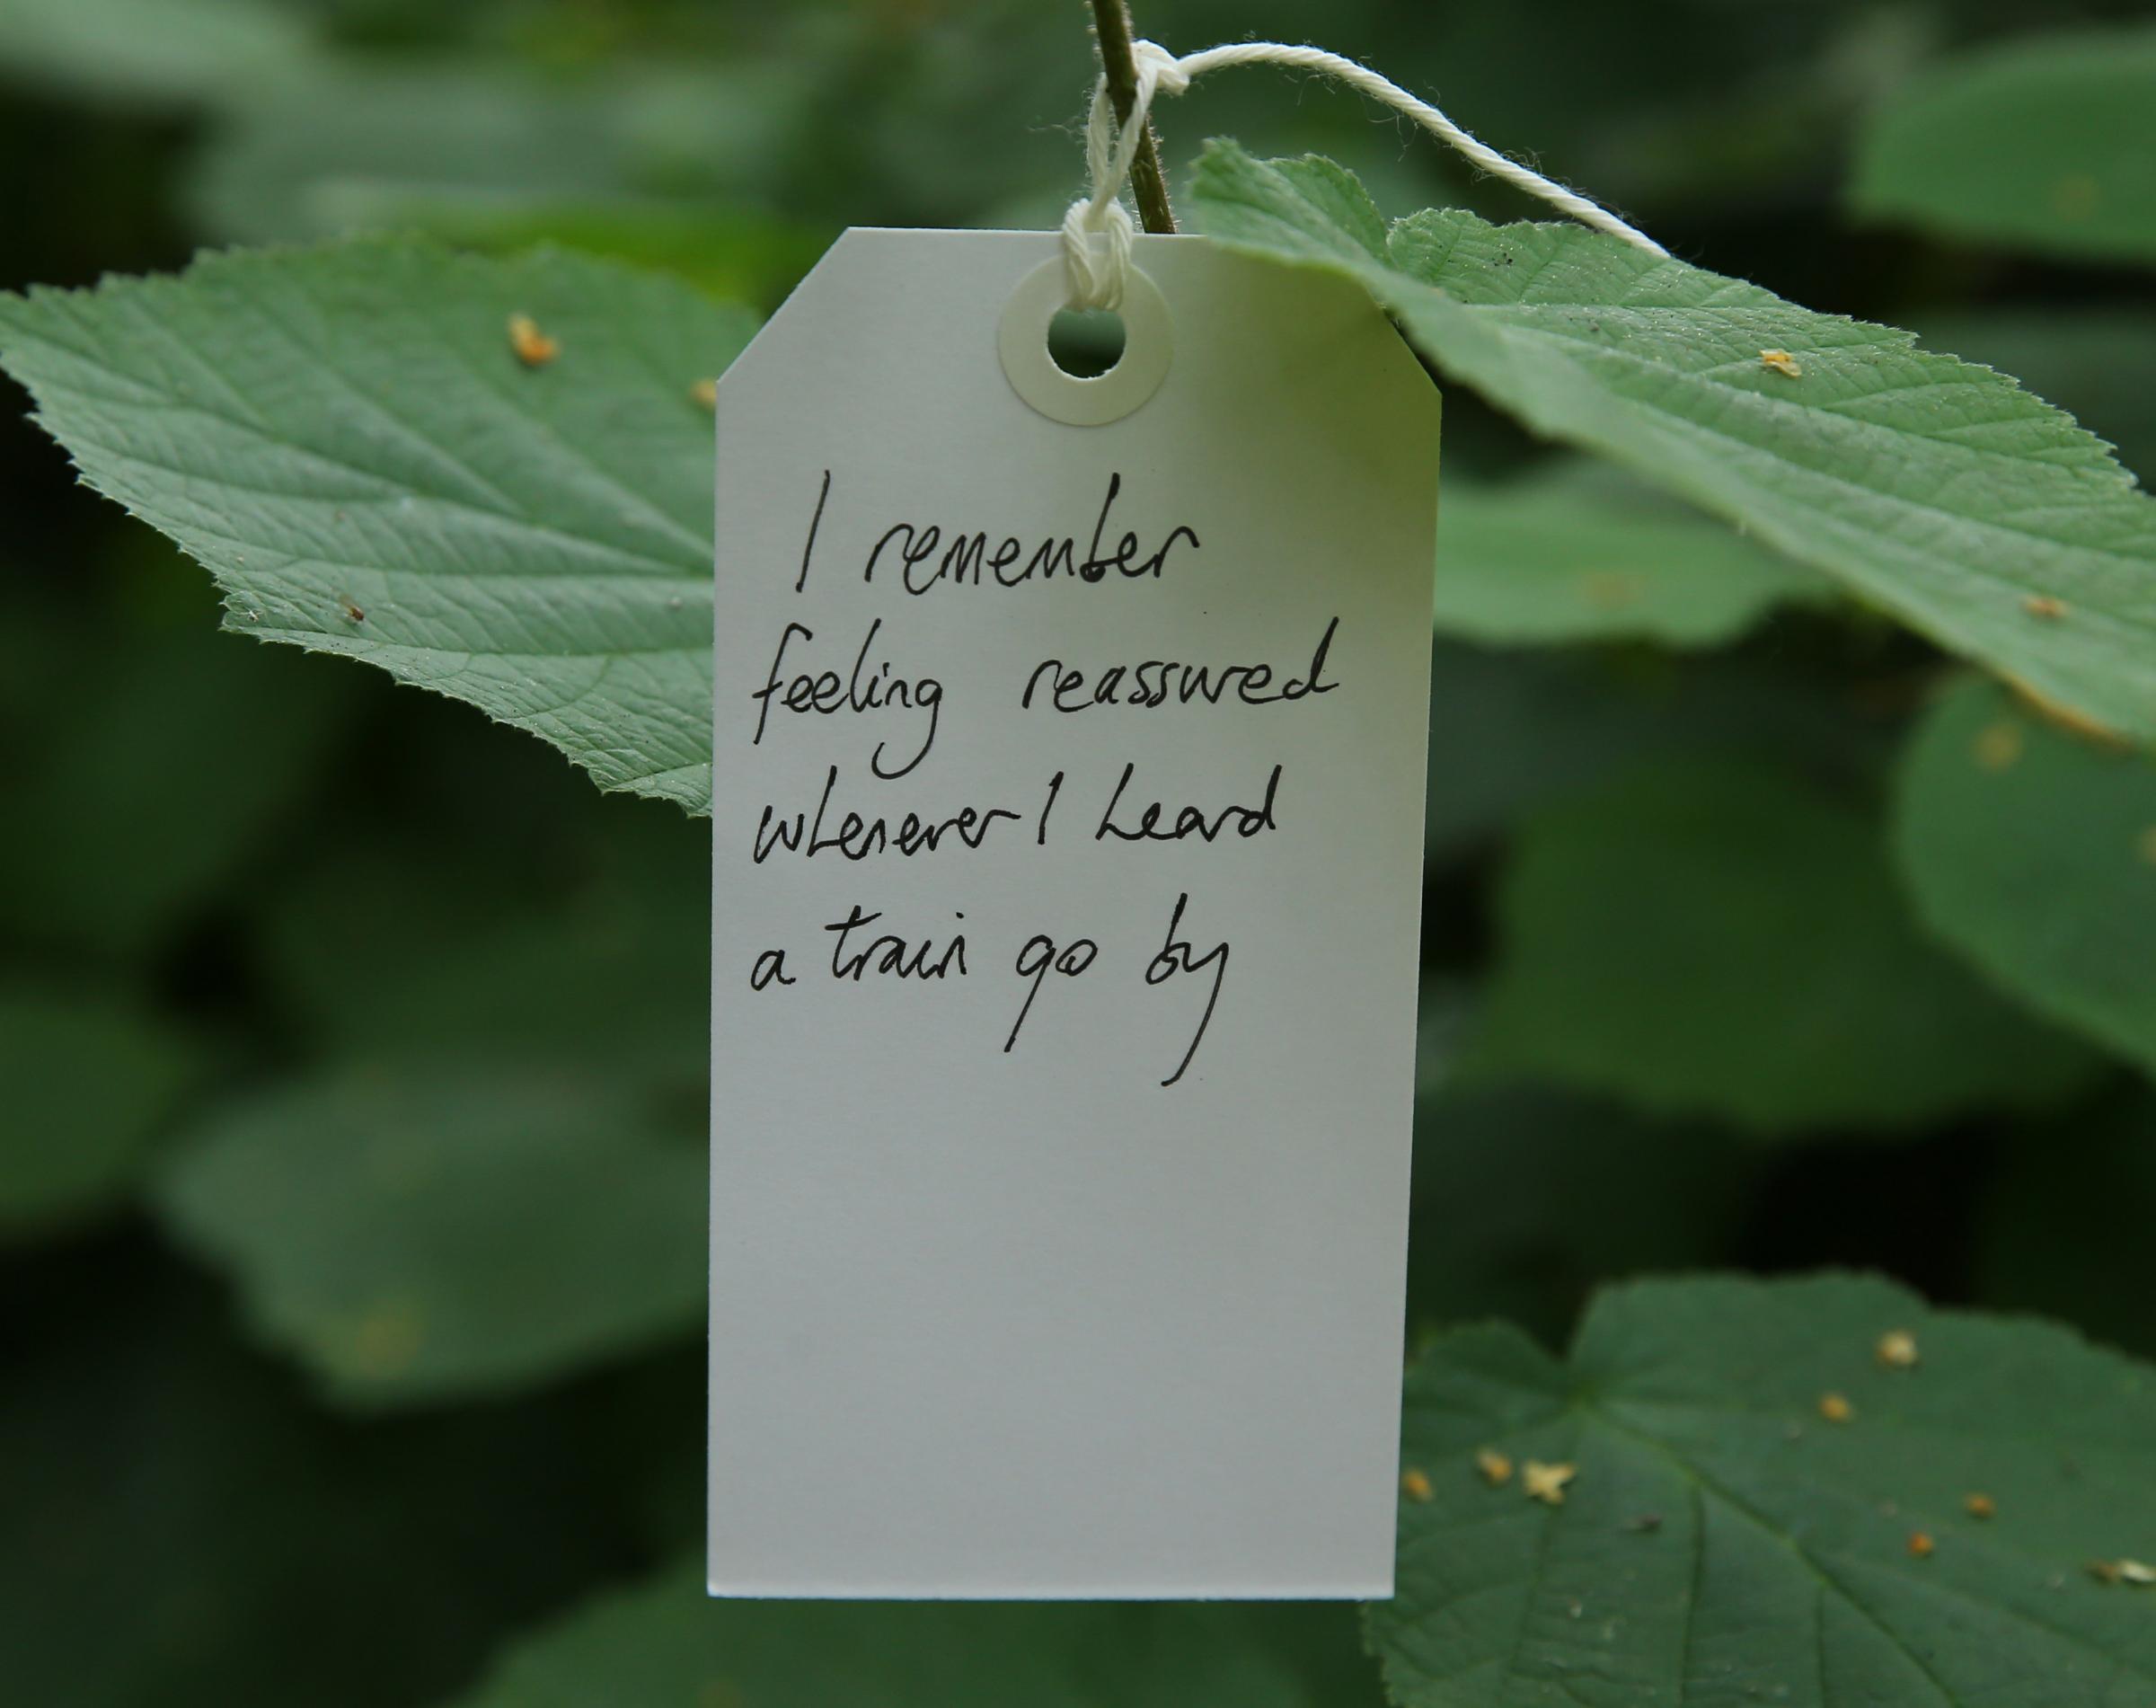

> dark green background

[{"left": 4, "top": 2, "right": 2152, "bottom": 1703}]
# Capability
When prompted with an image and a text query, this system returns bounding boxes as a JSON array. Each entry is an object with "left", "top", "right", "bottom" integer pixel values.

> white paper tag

[{"left": 711, "top": 229, "right": 1439, "bottom": 1599}]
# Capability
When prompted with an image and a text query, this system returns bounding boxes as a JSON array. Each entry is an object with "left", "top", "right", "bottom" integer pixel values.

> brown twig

[{"left": 1086, "top": 0, "right": 1176, "bottom": 234}]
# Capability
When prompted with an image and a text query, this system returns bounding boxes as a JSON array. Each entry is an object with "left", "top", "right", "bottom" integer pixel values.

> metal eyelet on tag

[{"left": 996, "top": 257, "right": 1173, "bottom": 427}]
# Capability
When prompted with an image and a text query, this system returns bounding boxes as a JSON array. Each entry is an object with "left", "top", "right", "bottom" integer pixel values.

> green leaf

[
  {"left": 0, "top": 982, "right": 201, "bottom": 1239},
  {"left": 154, "top": 1067, "right": 705, "bottom": 1407},
  {"left": 1895, "top": 676, "right": 2156, "bottom": 1075},
  {"left": 447, "top": 1555, "right": 1363, "bottom": 1708},
  {"left": 1462, "top": 758, "right": 2104, "bottom": 1135},
  {"left": 0, "top": 239, "right": 757, "bottom": 812},
  {"left": 1377, "top": 1273, "right": 2156, "bottom": 1704},
  {"left": 1436, "top": 461, "right": 1826, "bottom": 648},
  {"left": 1190, "top": 143, "right": 2156, "bottom": 746},
  {"left": 1852, "top": 28, "right": 2156, "bottom": 266}
]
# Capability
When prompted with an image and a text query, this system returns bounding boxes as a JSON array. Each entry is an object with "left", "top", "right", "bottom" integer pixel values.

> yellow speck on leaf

[
  {"left": 2022, "top": 595, "right": 2066, "bottom": 620},
  {"left": 691, "top": 377, "right": 719, "bottom": 411},
  {"left": 1965, "top": 1492, "right": 1996, "bottom": 1520},
  {"left": 1819, "top": 1391, "right": 1854, "bottom": 1423},
  {"left": 1759, "top": 349, "right": 1803, "bottom": 378},
  {"left": 1876, "top": 1329, "right": 1920, "bottom": 1369},
  {"left": 1523, "top": 1461, "right": 1577, "bottom": 1506},
  {"left": 2090, "top": 1558, "right": 2156, "bottom": 1586},
  {"left": 508, "top": 312, "right": 561, "bottom": 367},
  {"left": 1476, "top": 1448, "right": 1515, "bottom": 1488},
  {"left": 1401, "top": 1467, "right": 1434, "bottom": 1502},
  {"left": 1908, "top": 1531, "right": 1936, "bottom": 1559},
  {"left": 1973, "top": 721, "right": 2024, "bottom": 772}
]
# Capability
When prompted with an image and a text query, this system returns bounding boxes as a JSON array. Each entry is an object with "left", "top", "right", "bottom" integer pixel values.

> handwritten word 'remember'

[{"left": 860, "top": 473, "right": 1198, "bottom": 595}]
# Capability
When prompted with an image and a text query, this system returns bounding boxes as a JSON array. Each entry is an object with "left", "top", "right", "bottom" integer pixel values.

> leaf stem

[{"left": 1086, "top": 0, "right": 1177, "bottom": 234}]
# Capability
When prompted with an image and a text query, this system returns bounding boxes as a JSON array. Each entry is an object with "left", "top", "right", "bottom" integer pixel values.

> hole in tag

[
  {"left": 998, "top": 258, "right": 1172, "bottom": 428},
  {"left": 1047, "top": 308, "right": 1126, "bottom": 378}
]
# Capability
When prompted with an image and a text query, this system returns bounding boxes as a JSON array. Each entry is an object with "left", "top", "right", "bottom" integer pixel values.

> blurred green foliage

[{"left": 4, "top": 1, "right": 2156, "bottom": 1704}]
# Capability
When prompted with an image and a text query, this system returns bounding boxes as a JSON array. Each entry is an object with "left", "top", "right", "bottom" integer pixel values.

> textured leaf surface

[
  {"left": 1436, "top": 461, "right": 1825, "bottom": 647},
  {"left": 1463, "top": 759, "right": 2102, "bottom": 1134},
  {"left": 447, "top": 1556, "right": 1365, "bottom": 1708},
  {"left": 0, "top": 984, "right": 200, "bottom": 1238},
  {"left": 0, "top": 240, "right": 756, "bottom": 810},
  {"left": 1377, "top": 1273, "right": 2156, "bottom": 1705},
  {"left": 1852, "top": 29, "right": 2156, "bottom": 265},
  {"left": 1191, "top": 143, "right": 2156, "bottom": 744},
  {"left": 155, "top": 1069, "right": 705, "bottom": 1407},
  {"left": 1896, "top": 676, "right": 2156, "bottom": 1074}
]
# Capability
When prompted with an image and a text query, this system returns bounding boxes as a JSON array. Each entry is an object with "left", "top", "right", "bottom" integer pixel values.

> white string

[{"left": 1060, "top": 38, "right": 1666, "bottom": 311}]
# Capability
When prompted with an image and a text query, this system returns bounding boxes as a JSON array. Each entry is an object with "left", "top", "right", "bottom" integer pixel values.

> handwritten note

[{"left": 711, "top": 231, "right": 1439, "bottom": 1597}]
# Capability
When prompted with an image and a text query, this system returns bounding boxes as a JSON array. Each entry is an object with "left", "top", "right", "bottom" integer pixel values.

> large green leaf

[
  {"left": 1190, "top": 143, "right": 2156, "bottom": 746},
  {"left": 447, "top": 1556, "right": 1369, "bottom": 1708},
  {"left": 1851, "top": 29, "right": 2156, "bottom": 266},
  {"left": 1462, "top": 759, "right": 2104, "bottom": 1135},
  {"left": 1895, "top": 676, "right": 2156, "bottom": 1075},
  {"left": 1376, "top": 1273, "right": 2156, "bottom": 1704},
  {"left": 1436, "top": 461, "right": 1826, "bottom": 648},
  {"left": 0, "top": 240, "right": 756, "bottom": 811},
  {"left": 0, "top": 982, "right": 201, "bottom": 1239},
  {"left": 155, "top": 1067, "right": 705, "bottom": 1407}
]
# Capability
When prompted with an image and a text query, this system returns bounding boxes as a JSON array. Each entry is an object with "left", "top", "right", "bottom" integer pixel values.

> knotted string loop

[{"left": 1060, "top": 38, "right": 1666, "bottom": 311}]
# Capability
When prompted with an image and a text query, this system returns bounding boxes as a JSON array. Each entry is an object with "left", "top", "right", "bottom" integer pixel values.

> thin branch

[{"left": 1086, "top": 0, "right": 1176, "bottom": 234}]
